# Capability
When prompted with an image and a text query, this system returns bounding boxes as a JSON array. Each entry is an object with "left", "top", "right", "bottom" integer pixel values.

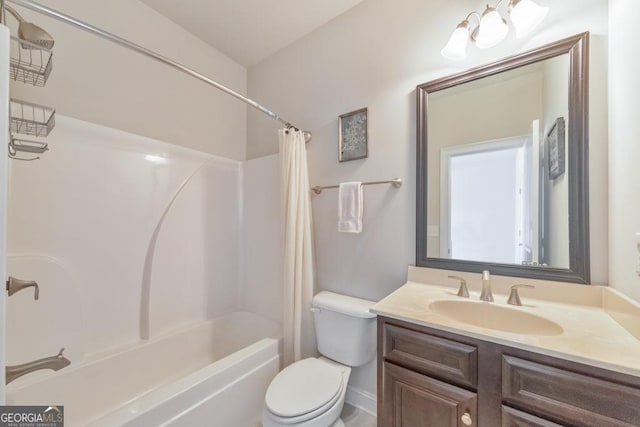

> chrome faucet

[
  {"left": 507, "top": 284, "right": 535, "bottom": 306},
  {"left": 448, "top": 275, "right": 469, "bottom": 298},
  {"left": 6, "top": 348, "right": 71, "bottom": 384},
  {"left": 479, "top": 270, "right": 493, "bottom": 302},
  {"left": 6, "top": 276, "right": 39, "bottom": 300}
]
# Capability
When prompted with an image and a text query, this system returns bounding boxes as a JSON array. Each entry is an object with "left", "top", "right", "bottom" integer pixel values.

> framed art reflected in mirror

[{"left": 548, "top": 117, "right": 566, "bottom": 180}]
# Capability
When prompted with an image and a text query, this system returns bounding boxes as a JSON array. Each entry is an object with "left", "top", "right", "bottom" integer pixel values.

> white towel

[{"left": 338, "top": 181, "right": 363, "bottom": 233}]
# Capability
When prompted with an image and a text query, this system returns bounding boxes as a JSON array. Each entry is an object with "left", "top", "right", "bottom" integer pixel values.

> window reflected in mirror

[{"left": 427, "top": 55, "right": 569, "bottom": 269}]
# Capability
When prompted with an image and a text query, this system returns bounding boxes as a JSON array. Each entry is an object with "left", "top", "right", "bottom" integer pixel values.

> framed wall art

[{"left": 338, "top": 107, "right": 368, "bottom": 162}]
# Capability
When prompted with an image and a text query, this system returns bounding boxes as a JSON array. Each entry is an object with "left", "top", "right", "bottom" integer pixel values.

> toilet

[{"left": 263, "top": 291, "right": 377, "bottom": 427}]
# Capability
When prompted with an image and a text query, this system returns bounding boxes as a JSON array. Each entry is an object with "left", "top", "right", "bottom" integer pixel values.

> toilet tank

[{"left": 312, "top": 291, "right": 377, "bottom": 367}]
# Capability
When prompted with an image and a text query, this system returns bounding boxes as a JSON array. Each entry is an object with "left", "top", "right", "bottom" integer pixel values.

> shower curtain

[{"left": 279, "top": 128, "right": 315, "bottom": 367}]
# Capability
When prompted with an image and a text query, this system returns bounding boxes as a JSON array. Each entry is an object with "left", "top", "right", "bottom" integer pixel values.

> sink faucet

[
  {"left": 6, "top": 348, "right": 71, "bottom": 384},
  {"left": 448, "top": 275, "right": 469, "bottom": 298},
  {"left": 479, "top": 270, "right": 493, "bottom": 302},
  {"left": 507, "top": 284, "right": 535, "bottom": 306},
  {"left": 6, "top": 276, "right": 39, "bottom": 300}
]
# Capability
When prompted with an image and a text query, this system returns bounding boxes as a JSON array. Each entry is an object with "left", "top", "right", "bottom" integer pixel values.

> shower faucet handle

[{"left": 448, "top": 276, "right": 469, "bottom": 298}]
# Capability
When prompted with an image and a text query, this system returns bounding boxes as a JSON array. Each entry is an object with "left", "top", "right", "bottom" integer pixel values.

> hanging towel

[{"left": 338, "top": 181, "right": 363, "bottom": 233}]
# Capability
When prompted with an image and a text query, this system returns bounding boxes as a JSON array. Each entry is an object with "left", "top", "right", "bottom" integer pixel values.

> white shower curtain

[{"left": 279, "top": 128, "right": 315, "bottom": 367}]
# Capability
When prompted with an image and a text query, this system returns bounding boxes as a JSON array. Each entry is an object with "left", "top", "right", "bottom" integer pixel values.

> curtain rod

[{"left": 4, "top": 0, "right": 311, "bottom": 142}]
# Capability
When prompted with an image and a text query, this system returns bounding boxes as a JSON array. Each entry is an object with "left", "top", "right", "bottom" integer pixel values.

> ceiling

[{"left": 140, "top": 0, "right": 366, "bottom": 68}]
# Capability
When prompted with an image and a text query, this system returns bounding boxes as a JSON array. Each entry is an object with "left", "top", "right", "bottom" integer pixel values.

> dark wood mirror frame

[{"left": 416, "top": 32, "right": 590, "bottom": 284}]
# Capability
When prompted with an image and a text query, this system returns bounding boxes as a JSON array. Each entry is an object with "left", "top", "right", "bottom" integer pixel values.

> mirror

[{"left": 417, "top": 32, "right": 590, "bottom": 283}]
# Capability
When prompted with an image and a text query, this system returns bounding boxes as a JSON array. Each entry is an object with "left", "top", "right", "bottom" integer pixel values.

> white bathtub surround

[
  {"left": 240, "top": 154, "right": 283, "bottom": 325},
  {"left": 5, "top": 114, "right": 283, "bottom": 424},
  {"left": 6, "top": 116, "right": 243, "bottom": 362},
  {"left": 139, "top": 159, "right": 210, "bottom": 340},
  {"left": 279, "top": 128, "right": 316, "bottom": 365},
  {"left": 143, "top": 155, "right": 242, "bottom": 339},
  {"left": 7, "top": 312, "right": 281, "bottom": 426}
]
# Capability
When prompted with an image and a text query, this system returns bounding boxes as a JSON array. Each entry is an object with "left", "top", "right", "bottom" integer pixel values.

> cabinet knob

[{"left": 461, "top": 412, "right": 473, "bottom": 426}]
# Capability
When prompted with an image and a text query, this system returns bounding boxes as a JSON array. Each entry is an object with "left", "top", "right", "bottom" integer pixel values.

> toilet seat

[{"left": 265, "top": 358, "right": 345, "bottom": 423}]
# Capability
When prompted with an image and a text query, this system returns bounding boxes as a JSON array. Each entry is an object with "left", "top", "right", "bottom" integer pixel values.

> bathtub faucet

[
  {"left": 6, "top": 276, "right": 39, "bottom": 300},
  {"left": 6, "top": 348, "right": 71, "bottom": 384}
]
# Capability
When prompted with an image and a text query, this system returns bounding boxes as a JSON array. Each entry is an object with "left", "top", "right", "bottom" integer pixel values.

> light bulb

[
  {"left": 475, "top": 6, "right": 509, "bottom": 49},
  {"left": 441, "top": 21, "right": 470, "bottom": 60},
  {"left": 509, "top": 0, "right": 549, "bottom": 38}
]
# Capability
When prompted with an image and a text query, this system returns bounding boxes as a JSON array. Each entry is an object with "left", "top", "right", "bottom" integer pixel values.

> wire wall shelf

[
  {"left": 8, "top": 136, "right": 49, "bottom": 161},
  {"left": 9, "top": 36, "right": 53, "bottom": 87},
  {"left": 10, "top": 98, "right": 56, "bottom": 138}
]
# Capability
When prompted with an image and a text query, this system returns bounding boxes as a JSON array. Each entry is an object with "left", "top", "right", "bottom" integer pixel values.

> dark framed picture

[
  {"left": 548, "top": 117, "right": 566, "bottom": 180},
  {"left": 338, "top": 107, "right": 368, "bottom": 162}
]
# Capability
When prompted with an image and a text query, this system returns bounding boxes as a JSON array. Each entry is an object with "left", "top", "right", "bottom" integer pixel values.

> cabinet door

[{"left": 381, "top": 361, "right": 477, "bottom": 427}]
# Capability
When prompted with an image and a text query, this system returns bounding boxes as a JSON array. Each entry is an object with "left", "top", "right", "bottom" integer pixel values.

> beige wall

[
  {"left": 9, "top": 0, "right": 247, "bottom": 160},
  {"left": 609, "top": 0, "right": 640, "bottom": 301},
  {"left": 248, "top": 0, "right": 609, "bottom": 400}
]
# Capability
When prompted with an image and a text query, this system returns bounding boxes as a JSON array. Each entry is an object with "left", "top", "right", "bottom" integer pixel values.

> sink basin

[{"left": 429, "top": 300, "right": 564, "bottom": 336}]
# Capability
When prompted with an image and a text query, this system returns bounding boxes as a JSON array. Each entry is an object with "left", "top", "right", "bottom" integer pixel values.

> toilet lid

[{"left": 265, "top": 358, "right": 344, "bottom": 418}]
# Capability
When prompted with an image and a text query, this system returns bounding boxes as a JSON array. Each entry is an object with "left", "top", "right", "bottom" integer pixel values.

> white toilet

[{"left": 263, "top": 291, "right": 377, "bottom": 427}]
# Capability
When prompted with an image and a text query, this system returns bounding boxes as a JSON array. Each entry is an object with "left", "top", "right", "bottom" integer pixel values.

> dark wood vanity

[{"left": 377, "top": 316, "right": 640, "bottom": 427}]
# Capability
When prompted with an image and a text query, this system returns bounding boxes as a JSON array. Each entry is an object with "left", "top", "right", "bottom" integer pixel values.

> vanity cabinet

[{"left": 378, "top": 316, "right": 640, "bottom": 427}]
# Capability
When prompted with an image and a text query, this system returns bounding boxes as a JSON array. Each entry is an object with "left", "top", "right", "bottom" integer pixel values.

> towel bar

[{"left": 312, "top": 178, "right": 402, "bottom": 195}]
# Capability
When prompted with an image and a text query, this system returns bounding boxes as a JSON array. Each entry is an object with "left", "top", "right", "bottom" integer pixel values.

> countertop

[{"left": 371, "top": 280, "right": 640, "bottom": 377}]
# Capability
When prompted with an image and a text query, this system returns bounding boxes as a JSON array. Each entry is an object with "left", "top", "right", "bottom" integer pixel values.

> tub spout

[
  {"left": 6, "top": 276, "right": 39, "bottom": 300},
  {"left": 6, "top": 348, "right": 71, "bottom": 384}
]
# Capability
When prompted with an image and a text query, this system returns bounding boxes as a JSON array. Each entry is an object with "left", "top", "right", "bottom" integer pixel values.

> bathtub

[{"left": 6, "top": 312, "right": 281, "bottom": 426}]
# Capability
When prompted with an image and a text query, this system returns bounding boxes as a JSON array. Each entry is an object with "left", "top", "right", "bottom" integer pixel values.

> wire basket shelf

[
  {"left": 10, "top": 98, "right": 56, "bottom": 138},
  {"left": 8, "top": 136, "right": 49, "bottom": 161},
  {"left": 9, "top": 36, "right": 53, "bottom": 87}
]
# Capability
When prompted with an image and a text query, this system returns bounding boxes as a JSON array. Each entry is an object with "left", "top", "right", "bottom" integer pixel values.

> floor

[
  {"left": 258, "top": 404, "right": 375, "bottom": 427},
  {"left": 342, "top": 404, "right": 377, "bottom": 427}
]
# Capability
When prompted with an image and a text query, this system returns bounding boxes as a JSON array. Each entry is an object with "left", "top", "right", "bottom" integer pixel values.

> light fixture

[
  {"left": 508, "top": 0, "right": 549, "bottom": 38},
  {"left": 441, "top": 0, "right": 549, "bottom": 60},
  {"left": 474, "top": 5, "right": 509, "bottom": 49},
  {"left": 440, "top": 20, "right": 471, "bottom": 61}
]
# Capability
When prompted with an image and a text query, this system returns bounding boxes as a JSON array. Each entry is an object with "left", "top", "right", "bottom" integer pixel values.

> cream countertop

[{"left": 371, "top": 275, "right": 640, "bottom": 378}]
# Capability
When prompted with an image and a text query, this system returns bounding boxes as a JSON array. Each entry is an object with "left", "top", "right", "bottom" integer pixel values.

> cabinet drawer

[
  {"left": 502, "top": 355, "right": 640, "bottom": 426},
  {"left": 383, "top": 323, "right": 477, "bottom": 389},
  {"left": 502, "top": 406, "right": 565, "bottom": 427}
]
